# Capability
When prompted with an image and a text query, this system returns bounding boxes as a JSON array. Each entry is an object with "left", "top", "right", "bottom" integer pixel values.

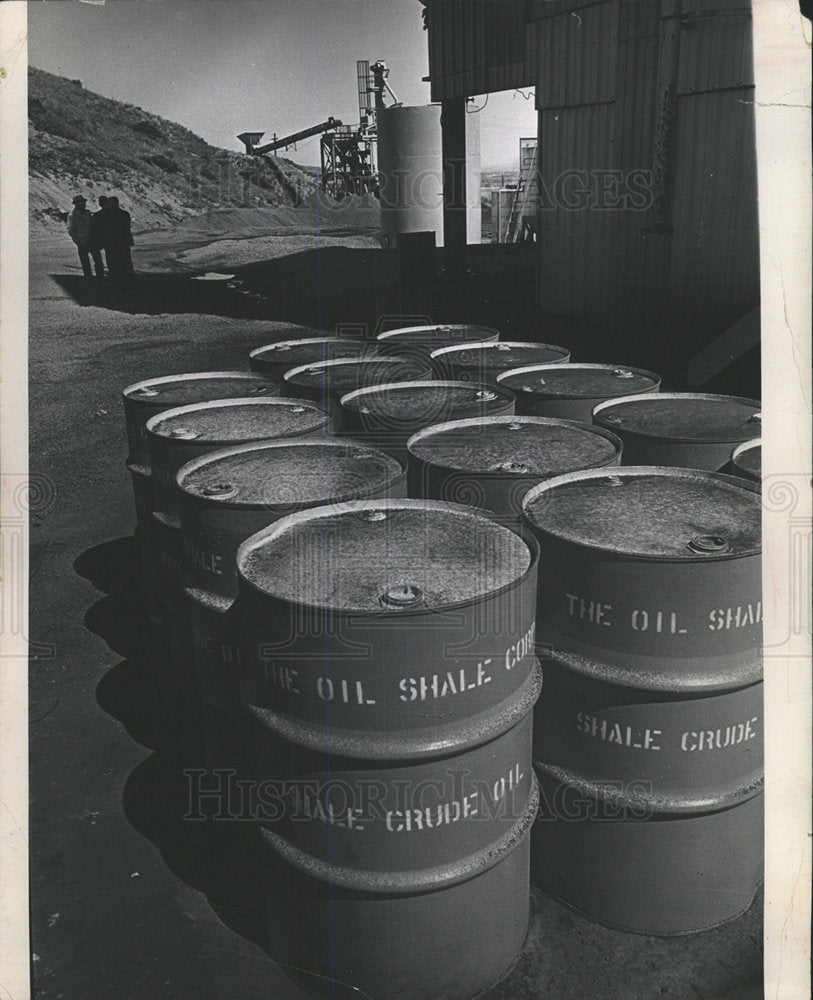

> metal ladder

[{"left": 506, "top": 139, "right": 538, "bottom": 243}]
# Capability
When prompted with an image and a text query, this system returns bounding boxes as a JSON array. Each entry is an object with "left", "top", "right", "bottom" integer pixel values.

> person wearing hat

[{"left": 67, "top": 194, "right": 105, "bottom": 280}]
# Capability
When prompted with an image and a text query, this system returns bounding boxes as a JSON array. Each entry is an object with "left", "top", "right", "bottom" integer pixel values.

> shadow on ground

[
  {"left": 74, "top": 532, "right": 764, "bottom": 1000},
  {"left": 51, "top": 242, "right": 761, "bottom": 398},
  {"left": 51, "top": 272, "right": 272, "bottom": 320}
]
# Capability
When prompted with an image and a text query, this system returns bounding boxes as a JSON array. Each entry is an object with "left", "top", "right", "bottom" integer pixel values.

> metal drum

[
  {"left": 406, "top": 415, "right": 622, "bottom": 521},
  {"left": 430, "top": 340, "right": 570, "bottom": 383},
  {"left": 730, "top": 438, "right": 761, "bottom": 484},
  {"left": 533, "top": 661, "right": 763, "bottom": 811},
  {"left": 260, "top": 727, "right": 539, "bottom": 1000},
  {"left": 177, "top": 440, "right": 406, "bottom": 769},
  {"left": 249, "top": 336, "right": 373, "bottom": 380},
  {"left": 497, "top": 363, "right": 661, "bottom": 422},
  {"left": 521, "top": 467, "right": 762, "bottom": 685},
  {"left": 123, "top": 371, "right": 280, "bottom": 470},
  {"left": 122, "top": 371, "right": 279, "bottom": 626},
  {"left": 592, "top": 392, "right": 762, "bottom": 471},
  {"left": 533, "top": 775, "right": 763, "bottom": 936},
  {"left": 339, "top": 380, "right": 516, "bottom": 462},
  {"left": 146, "top": 397, "right": 333, "bottom": 525},
  {"left": 146, "top": 397, "right": 332, "bottom": 691},
  {"left": 522, "top": 466, "right": 763, "bottom": 934},
  {"left": 237, "top": 498, "right": 541, "bottom": 998},
  {"left": 281, "top": 355, "right": 432, "bottom": 426},
  {"left": 375, "top": 323, "right": 500, "bottom": 361},
  {"left": 238, "top": 499, "right": 539, "bottom": 756}
]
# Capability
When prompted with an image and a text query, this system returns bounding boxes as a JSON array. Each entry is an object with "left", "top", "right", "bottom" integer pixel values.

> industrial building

[
  {"left": 420, "top": 0, "right": 759, "bottom": 386},
  {"left": 18, "top": 2, "right": 810, "bottom": 1000}
]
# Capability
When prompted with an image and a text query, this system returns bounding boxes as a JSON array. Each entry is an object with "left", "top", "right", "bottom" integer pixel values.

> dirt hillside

[{"left": 28, "top": 66, "right": 328, "bottom": 234}]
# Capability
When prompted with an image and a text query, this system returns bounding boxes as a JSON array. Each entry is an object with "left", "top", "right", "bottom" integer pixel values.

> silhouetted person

[
  {"left": 98, "top": 196, "right": 135, "bottom": 281},
  {"left": 67, "top": 194, "right": 105, "bottom": 280},
  {"left": 89, "top": 196, "right": 110, "bottom": 274}
]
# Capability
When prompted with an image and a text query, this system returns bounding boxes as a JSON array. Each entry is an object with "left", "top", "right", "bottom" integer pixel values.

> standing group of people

[{"left": 67, "top": 194, "right": 135, "bottom": 282}]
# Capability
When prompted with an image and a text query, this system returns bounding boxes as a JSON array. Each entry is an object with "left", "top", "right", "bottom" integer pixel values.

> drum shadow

[
  {"left": 77, "top": 537, "right": 199, "bottom": 750},
  {"left": 74, "top": 536, "right": 143, "bottom": 599},
  {"left": 122, "top": 744, "right": 269, "bottom": 948}
]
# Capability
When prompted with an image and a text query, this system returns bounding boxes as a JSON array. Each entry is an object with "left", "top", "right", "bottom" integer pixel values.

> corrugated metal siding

[
  {"left": 534, "top": 0, "right": 619, "bottom": 109},
  {"left": 424, "top": 0, "right": 536, "bottom": 100},
  {"left": 667, "top": 87, "right": 758, "bottom": 329},
  {"left": 534, "top": 0, "right": 758, "bottom": 342},
  {"left": 536, "top": 1, "right": 663, "bottom": 325},
  {"left": 677, "top": 4, "right": 753, "bottom": 94}
]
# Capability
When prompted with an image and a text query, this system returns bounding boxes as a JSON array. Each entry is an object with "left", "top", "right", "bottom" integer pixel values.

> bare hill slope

[{"left": 28, "top": 66, "right": 327, "bottom": 233}]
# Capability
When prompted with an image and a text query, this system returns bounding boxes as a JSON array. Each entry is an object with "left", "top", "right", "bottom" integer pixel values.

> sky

[{"left": 27, "top": 0, "right": 537, "bottom": 169}]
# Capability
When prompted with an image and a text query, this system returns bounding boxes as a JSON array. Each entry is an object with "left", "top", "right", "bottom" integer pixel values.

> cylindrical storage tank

[
  {"left": 237, "top": 498, "right": 541, "bottom": 998},
  {"left": 497, "top": 363, "right": 661, "bottom": 422},
  {"left": 521, "top": 467, "right": 762, "bottom": 687},
  {"left": 281, "top": 355, "right": 432, "bottom": 426},
  {"left": 377, "top": 104, "right": 481, "bottom": 250},
  {"left": 730, "top": 438, "right": 761, "bottom": 484},
  {"left": 339, "top": 379, "right": 515, "bottom": 462},
  {"left": 406, "top": 415, "right": 622, "bottom": 521},
  {"left": 430, "top": 340, "right": 571, "bottom": 383},
  {"left": 177, "top": 440, "right": 406, "bottom": 769},
  {"left": 377, "top": 104, "right": 444, "bottom": 248},
  {"left": 249, "top": 336, "right": 374, "bottom": 380},
  {"left": 592, "top": 393, "right": 762, "bottom": 471},
  {"left": 146, "top": 397, "right": 332, "bottom": 692},
  {"left": 522, "top": 467, "right": 763, "bottom": 934},
  {"left": 376, "top": 324, "right": 500, "bottom": 365},
  {"left": 122, "top": 371, "right": 279, "bottom": 626}
]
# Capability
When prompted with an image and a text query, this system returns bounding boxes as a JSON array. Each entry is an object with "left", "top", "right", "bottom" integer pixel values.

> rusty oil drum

[
  {"left": 123, "top": 371, "right": 278, "bottom": 626},
  {"left": 522, "top": 467, "right": 763, "bottom": 933},
  {"left": 520, "top": 467, "right": 762, "bottom": 686},
  {"left": 237, "top": 498, "right": 541, "bottom": 998},
  {"left": 496, "top": 363, "right": 661, "bottom": 422},
  {"left": 249, "top": 336, "right": 374, "bottom": 380},
  {"left": 730, "top": 438, "right": 761, "bottom": 484},
  {"left": 338, "top": 379, "right": 516, "bottom": 462},
  {"left": 281, "top": 354, "right": 432, "bottom": 426},
  {"left": 375, "top": 323, "right": 500, "bottom": 359},
  {"left": 592, "top": 392, "right": 762, "bottom": 470},
  {"left": 430, "top": 340, "right": 571, "bottom": 384},
  {"left": 406, "top": 415, "right": 622, "bottom": 521},
  {"left": 177, "top": 440, "right": 406, "bottom": 719}
]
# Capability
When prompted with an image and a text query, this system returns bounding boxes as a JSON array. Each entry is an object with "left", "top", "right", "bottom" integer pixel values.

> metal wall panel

[
  {"left": 667, "top": 87, "right": 759, "bottom": 331},
  {"left": 534, "top": 0, "right": 758, "bottom": 343},
  {"left": 677, "top": 5, "right": 753, "bottom": 94},
  {"left": 423, "top": 0, "right": 535, "bottom": 100},
  {"left": 533, "top": 0, "right": 619, "bottom": 109},
  {"left": 535, "top": 1, "right": 666, "bottom": 327}
]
